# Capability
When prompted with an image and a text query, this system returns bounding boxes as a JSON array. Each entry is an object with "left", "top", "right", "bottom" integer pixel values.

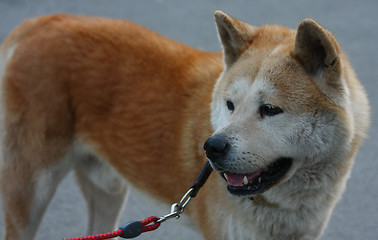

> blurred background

[{"left": 0, "top": 0, "right": 377, "bottom": 239}]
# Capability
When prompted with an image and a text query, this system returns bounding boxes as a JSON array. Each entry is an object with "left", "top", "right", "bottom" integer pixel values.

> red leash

[
  {"left": 60, "top": 229, "right": 123, "bottom": 240},
  {"left": 60, "top": 161, "right": 213, "bottom": 239},
  {"left": 60, "top": 216, "right": 161, "bottom": 240}
]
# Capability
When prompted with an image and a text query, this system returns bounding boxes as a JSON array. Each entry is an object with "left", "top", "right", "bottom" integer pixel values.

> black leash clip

[
  {"left": 157, "top": 160, "right": 213, "bottom": 223},
  {"left": 157, "top": 187, "right": 193, "bottom": 223},
  {"left": 118, "top": 161, "right": 213, "bottom": 238}
]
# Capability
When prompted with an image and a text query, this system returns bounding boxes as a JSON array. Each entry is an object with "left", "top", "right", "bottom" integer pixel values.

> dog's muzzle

[{"left": 204, "top": 135, "right": 293, "bottom": 197}]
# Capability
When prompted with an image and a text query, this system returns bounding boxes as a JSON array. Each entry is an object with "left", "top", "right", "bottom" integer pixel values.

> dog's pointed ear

[
  {"left": 215, "top": 11, "right": 256, "bottom": 68},
  {"left": 293, "top": 19, "right": 342, "bottom": 91}
]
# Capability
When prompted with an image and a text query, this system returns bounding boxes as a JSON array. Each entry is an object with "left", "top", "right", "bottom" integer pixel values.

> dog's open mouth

[{"left": 221, "top": 158, "right": 292, "bottom": 196}]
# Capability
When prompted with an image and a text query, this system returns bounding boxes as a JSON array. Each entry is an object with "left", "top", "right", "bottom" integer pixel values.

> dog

[{"left": 0, "top": 10, "right": 370, "bottom": 240}]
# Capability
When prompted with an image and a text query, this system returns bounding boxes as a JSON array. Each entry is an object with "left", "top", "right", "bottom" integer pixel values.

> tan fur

[{"left": 0, "top": 11, "right": 369, "bottom": 240}]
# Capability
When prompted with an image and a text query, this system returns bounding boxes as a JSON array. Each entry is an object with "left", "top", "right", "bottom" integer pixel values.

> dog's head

[{"left": 205, "top": 11, "right": 355, "bottom": 197}]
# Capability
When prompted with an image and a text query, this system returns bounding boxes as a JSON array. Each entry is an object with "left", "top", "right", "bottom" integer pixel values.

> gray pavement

[{"left": 0, "top": 0, "right": 377, "bottom": 239}]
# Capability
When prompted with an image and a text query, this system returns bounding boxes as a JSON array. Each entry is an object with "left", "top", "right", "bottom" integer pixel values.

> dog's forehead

[
  {"left": 225, "top": 52, "right": 299, "bottom": 94},
  {"left": 227, "top": 76, "right": 273, "bottom": 100},
  {"left": 223, "top": 40, "right": 295, "bottom": 87},
  {"left": 223, "top": 53, "right": 328, "bottom": 113}
]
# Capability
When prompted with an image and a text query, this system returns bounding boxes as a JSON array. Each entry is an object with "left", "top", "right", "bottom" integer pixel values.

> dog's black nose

[{"left": 203, "top": 135, "right": 230, "bottom": 162}]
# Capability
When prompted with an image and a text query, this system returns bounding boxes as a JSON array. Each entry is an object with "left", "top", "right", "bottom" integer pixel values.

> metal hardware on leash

[
  {"left": 60, "top": 161, "right": 213, "bottom": 239},
  {"left": 157, "top": 188, "right": 194, "bottom": 223}
]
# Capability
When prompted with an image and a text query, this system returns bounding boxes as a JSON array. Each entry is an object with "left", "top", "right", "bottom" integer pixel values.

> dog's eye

[
  {"left": 226, "top": 100, "right": 235, "bottom": 112},
  {"left": 259, "top": 104, "right": 283, "bottom": 117}
]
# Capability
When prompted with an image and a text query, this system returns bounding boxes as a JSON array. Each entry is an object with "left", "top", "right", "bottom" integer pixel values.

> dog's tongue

[
  {"left": 226, "top": 173, "right": 245, "bottom": 186},
  {"left": 226, "top": 170, "right": 265, "bottom": 187}
]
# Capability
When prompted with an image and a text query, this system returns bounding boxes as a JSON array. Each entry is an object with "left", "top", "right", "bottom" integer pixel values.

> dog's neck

[{"left": 251, "top": 195, "right": 279, "bottom": 208}]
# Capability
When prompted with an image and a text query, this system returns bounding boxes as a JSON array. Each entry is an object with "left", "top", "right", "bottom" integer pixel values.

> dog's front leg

[{"left": 74, "top": 156, "right": 129, "bottom": 235}]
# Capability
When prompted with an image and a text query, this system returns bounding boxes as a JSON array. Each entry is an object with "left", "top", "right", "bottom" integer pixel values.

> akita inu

[{"left": 0, "top": 11, "right": 370, "bottom": 240}]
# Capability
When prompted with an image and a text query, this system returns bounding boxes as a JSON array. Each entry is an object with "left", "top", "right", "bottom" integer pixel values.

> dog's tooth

[
  {"left": 224, "top": 173, "right": 228, "bottom": 181},
  {"left": 243, "top": 176, "right": 248, "bottom": 185},
  {"left": 258, "top": 177, "right": 262, "bottom": 183}
]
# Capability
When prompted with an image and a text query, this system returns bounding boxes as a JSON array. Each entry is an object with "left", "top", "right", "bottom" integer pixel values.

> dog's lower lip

[{"left": 221, "top": 157, "right": 292, "bottom": 196}]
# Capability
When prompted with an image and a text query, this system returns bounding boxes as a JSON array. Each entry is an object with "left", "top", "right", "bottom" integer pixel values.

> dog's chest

[
  {"left": 220, "top": 211, "right": 263, "bottom": 240},
  {"left": 216, "top": 201, "right": 268, "bottom": 240},
  {"left": 217, "top": 200, "right": 301, "bottom": 240}
]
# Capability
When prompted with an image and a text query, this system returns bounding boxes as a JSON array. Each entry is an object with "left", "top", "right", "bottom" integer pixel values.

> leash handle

[{"left": 189, "top": 161, "right": 213, "bottom": 198}]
